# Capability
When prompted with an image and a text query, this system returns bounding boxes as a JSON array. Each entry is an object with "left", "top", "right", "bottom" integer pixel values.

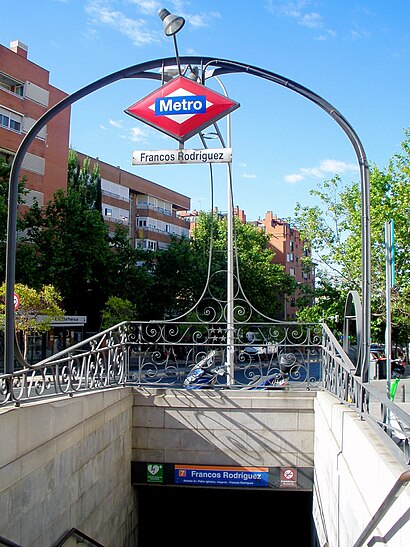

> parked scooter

[
  {"left": 250, "top": 372, "right": 289, "bottom": 389},
  {"left": 184, "top": 350, "right": 289, "bottom": 389},
  {"left": 183, "top": 351, "right": 226, "bottom": 389}
]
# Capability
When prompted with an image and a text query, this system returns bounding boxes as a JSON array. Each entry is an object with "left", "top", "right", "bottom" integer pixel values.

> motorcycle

[
  {"left": 250, "top": 372, "right": 289, "bottom": 389},
  {"left": 184, "top": 350, "right": 289, "bottom": 389},
  {"left": 183, "top": 351, "right": 227, "bottom": 389}
]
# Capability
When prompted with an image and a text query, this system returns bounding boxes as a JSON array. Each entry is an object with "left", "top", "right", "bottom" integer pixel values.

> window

[
  {"left": 0, "top": 106, "right": 22, "bottom": 133},
  {"left": 10, "top": 118, "right": 21, "bottom": 131},
  {"left": 104, "top": 207, "right": 112, "bottom": 217},
  {"left": 289, "top": 268, "right": 295, "bottom": 276},
  {"left": 0, "top": 112, "right": 9, "bottom": 128},
  {"left": 0, "top": 73, "right": 24, "bottom": 97}
]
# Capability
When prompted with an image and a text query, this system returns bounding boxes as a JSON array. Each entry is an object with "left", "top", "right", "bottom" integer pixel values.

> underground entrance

[{"left": 136, "top": 485, "right": 314, "bottom": 545}]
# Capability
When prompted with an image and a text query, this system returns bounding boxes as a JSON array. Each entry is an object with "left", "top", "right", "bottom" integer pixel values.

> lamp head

[{"left": 158, "top": 8, "right": 185, "bottom": 36}]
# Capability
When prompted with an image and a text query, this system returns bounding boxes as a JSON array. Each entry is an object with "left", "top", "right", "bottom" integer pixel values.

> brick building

[
  {"left": 76, "top": 152, "right": 190, "bottom": 250},
  {"left": 250, "top": 212, "right": 315, "bottom": 318},
  {"left": 0, "top": 40, "right": 70, "bottom": 207},
  {"left": 0, "top": 40, "right": 191, "bottom": 250}
]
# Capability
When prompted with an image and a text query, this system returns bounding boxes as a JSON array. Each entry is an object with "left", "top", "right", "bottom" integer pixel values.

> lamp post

[
  {"left": 157, "top": 10, "right": 236, "bottom": 384},
  {"left": 158, "top": 8, "right": 185, "bottom": 76}
]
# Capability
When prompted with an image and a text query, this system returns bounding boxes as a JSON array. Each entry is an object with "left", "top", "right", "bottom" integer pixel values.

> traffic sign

[
  {"left": 125, "top": 76, "right": 240, "bottom": 142},
  {"left": 280, "top": 467, "right": 298, "bottom": 488},
  {"left": 13, "top": 293, "right": 20, "bottom": 311}
]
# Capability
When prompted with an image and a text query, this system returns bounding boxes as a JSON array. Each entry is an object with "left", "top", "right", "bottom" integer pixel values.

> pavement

[{"left": 369, "top": 365, "right": 410, "bottom": 414}]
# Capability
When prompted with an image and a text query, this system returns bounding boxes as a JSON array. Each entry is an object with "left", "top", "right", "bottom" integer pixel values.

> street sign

[
  {"left": 132, "top": 147, "right": 232, "bottom": 165},
  {"left": 125, "top": 75, "right": 240, "bottom": 142},
  {"left": 13, "top": 293, "right": 20, "bottom": 311},
  {"left": 280, "top": 467, "right": 298, "bottom": 488}
]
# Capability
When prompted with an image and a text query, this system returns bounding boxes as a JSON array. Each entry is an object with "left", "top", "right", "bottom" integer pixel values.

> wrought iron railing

[
  {"left": 321, "top": 324, "right": 410, "bottom": 466},
  {"left": 1, "top": 320, "right": 409, "bottom": 465},
  {"left": 52, "top": 528, "right": 104, "bottom": 547}
]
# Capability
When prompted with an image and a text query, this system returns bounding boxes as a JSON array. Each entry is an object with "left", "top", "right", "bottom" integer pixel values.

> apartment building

[
  {"left": 0, "top": 40, "right": 70, "bottom": 206},
  {"left": 76, "top": 152, "right": 190, "bottom": 250},
  {"left": 0, "top": 39, "right": 191, "bottom": 251},
  {"left": 251, "top": 212, "right": 315, "bottom": 318}
]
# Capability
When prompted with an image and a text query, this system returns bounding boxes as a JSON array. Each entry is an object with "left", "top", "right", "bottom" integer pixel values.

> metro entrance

[{"left": 137, "top": 485, "right": 314, "bottom": 545}]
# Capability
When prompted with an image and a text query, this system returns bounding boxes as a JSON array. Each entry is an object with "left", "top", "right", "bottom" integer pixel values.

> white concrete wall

[
  {"left": 132, "top": 388, "right": 316, "bottom": 467},
  {"left": 0, "top": 388, "right": 136, "bottom": 547},
  {"left": 313, "top": 391, "right": 410, "bottom": 547}
]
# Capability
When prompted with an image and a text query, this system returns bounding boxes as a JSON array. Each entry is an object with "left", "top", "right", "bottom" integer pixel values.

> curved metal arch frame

[
  {"left": 343, "top": 290, "right": 363, "bottom": 375},
  {"left": 5, "top": 55, "right": 371, "bottom": 380}
]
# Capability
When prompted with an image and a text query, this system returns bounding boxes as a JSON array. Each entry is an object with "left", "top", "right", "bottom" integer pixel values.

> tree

[
  {"left": 20, "top": 152, "right": 111, "bottom": 330},
  {"left": 143, "top": 212, "right": 297, "bottom": 321},
  {"left": 0, "top": 157, "right": 28, "bottom": 241},
  {"left": 100, "top": 296, "right": 136, "bottom": 329},
  {"left": 0, "top": 283, "right": 64, "bottom": 359},
  {"left": 293, "top": 128, "right": 410, "bottom": 344},
  {"left": 104, "top": 225, "right": 154, "bottom": 320},
  {"left": 149, "top": 234, "right": 206, "bottom": 319}
]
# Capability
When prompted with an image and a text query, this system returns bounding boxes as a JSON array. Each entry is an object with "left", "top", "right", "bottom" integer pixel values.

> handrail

[
  {"left": 353, "top": 470, "right": 410, "bottom": 547},
  {"left": 0, "top": 537, "right": 22, "bottom": 547},
  {"left": 52, "top": 527, "right": 104, "bottom": 547}
]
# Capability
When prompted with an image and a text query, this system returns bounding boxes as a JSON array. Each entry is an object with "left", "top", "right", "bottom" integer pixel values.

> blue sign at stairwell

[
  {"left": 155, "top": 95, "right": 207, "bottom": 116},
  {"left": 174, "top": 465, "right": 269, "bottom": 487}
]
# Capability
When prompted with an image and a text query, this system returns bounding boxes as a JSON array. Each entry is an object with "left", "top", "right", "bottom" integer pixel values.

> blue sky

[{"left": 4, "top": 0, "right": 410, "bottom": 220}]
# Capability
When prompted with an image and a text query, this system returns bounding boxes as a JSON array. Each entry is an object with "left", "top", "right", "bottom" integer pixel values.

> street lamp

[{"left": 158, "top": 8, "right": 185, "bottom": 76}]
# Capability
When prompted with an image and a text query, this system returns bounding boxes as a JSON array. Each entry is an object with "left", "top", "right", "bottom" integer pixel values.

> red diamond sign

[{"left": 125, "top": 76, "right": 240, "bottom": 143}]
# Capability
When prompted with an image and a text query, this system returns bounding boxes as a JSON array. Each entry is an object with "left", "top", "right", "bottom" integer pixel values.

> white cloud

[
  {"left": 109, "top": 118, "right": 123, "bottom": 128},
  {"left": 241, "top": 173, "right": 257, "bottom": 179},
  {"left": 319, "top": 159, "right": 358, "bottom": 173},
  {"left": 299, "top": 12, "right": 323, "bottom": 29},
  {"left": 128, "top": 0, "right": 160, "bottom": 15},
  {"left": 186, "top": 12, "right": 221, "bottom": 28},
  {"left": 285, "top": 173, "right": 304, "bottom": 184},
  {"left": 85, "top": 0, "right": 160, "bottom": 46},
  {"left": 129, "top": 126, "right": 148, "bottom": 142},
  {"left": 266, "top": 1, "right": 336, "bottom": 39},
  {"left": 285, "top": 159, "right": 359, "bottom": 183}
]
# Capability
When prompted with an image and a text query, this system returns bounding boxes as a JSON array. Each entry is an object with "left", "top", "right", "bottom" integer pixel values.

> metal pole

[
  {"left": 212, "top": 76, "right": 235, "bottom": 385},
  {"left": 385, "top": 221, "right": 392, "bottom": 396},
  {"left": 226, "top": 116, "right": 235, "bottom": 385}
]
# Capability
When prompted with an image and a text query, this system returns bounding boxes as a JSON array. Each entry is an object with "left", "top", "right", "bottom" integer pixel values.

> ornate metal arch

[{"left": 5, "top": 56, "right": 371, "bottom": 376}]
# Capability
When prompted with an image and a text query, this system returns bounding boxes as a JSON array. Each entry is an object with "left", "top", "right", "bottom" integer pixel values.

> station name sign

[
  {"left": 132, "top": 148, "right": 232, "bottom": 166},
  {"left": 131, "top": 462, "right": 313, "bottom": 490},
  {"left": 174, "top": 465, "right": 269, "bottom": 487}
]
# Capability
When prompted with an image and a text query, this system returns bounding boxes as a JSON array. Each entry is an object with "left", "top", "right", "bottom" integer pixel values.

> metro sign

[{"left": 125, "top": 76, "right": 240, "bottom": 142}]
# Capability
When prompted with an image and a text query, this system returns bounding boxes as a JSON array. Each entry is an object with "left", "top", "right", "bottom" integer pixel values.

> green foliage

[
  {"left": 190, "top": 212, "right": 296, "bottom": 319},
  {"left": 0, "top": 282, "right": 64, "bottom": 358},
  {"left": 20, "top": 152, "right": 110, "bottom": 328},
  {"left": 100, "top": 296, "right": 136, "bottom": 329},
  {"left": 293, "top": 128, "right": 410, "bottom": 344},
  {"left": 104, "top": 225, "right": 154, "bottom": 320},
  {"left": 0, "top": 158, "right": 28, "bottom": 280}
]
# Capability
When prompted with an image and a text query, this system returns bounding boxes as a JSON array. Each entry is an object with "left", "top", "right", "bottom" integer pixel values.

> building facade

[
  {"left": 0, "top": 39, "right": 191, "bottom": 251},
  {"left": 0, "top": 40, "right": 71, "bottom": 207},
  {"left": 76, "top": 152, "right": 190, "bottom": 251},
  {"left": 251, "top": 212, "right": 315, "bottom": 319}
]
